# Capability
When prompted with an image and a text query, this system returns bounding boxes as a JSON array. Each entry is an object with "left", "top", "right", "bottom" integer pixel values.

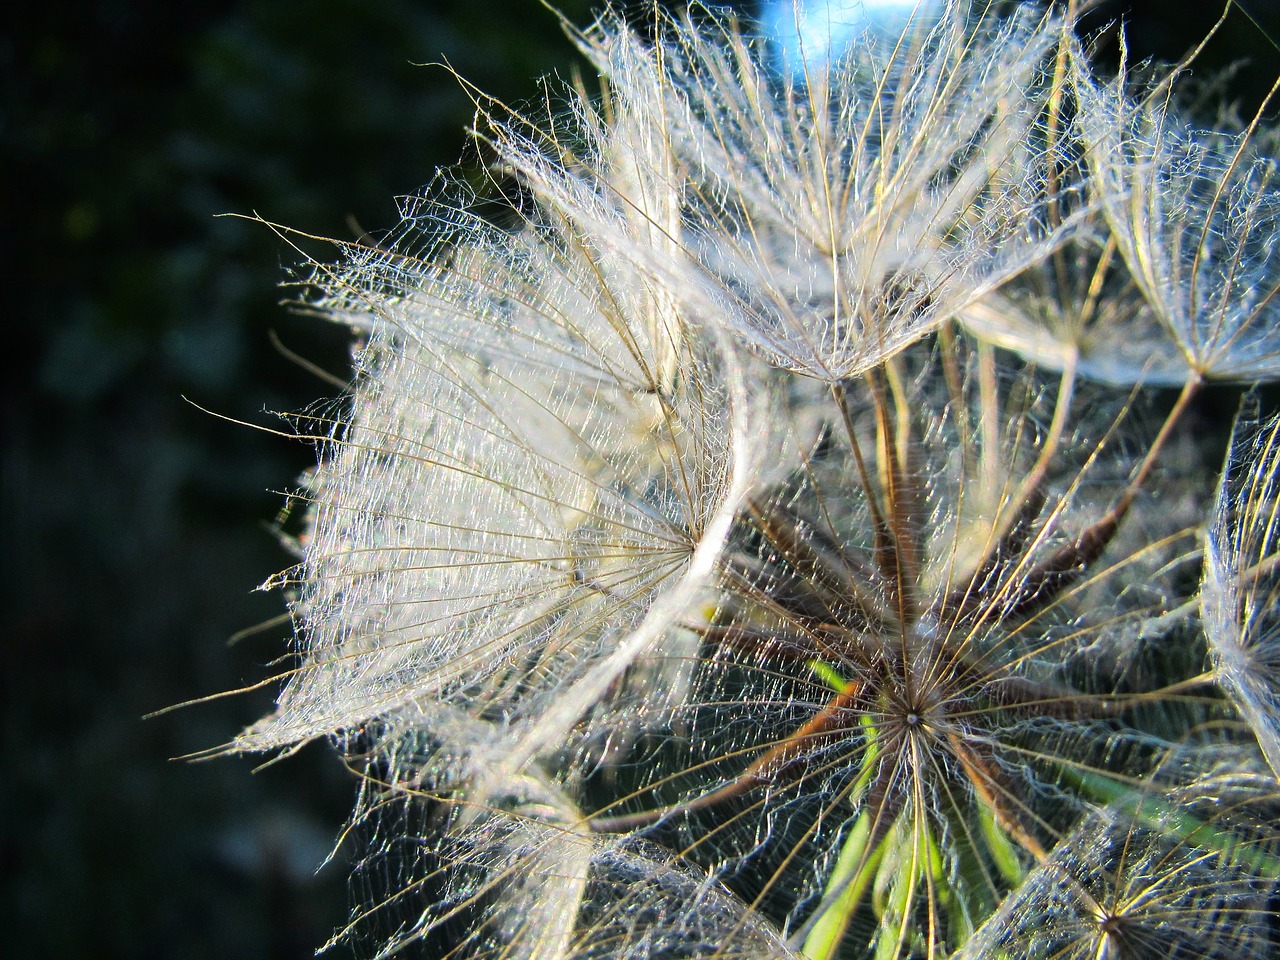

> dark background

[{"left": 5, "top": 2, "right": 1279, "bottom": 958}]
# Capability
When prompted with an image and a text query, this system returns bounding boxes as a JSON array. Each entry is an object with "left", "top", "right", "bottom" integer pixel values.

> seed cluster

[{"left": 225, "top": 3, "right": 1280, "bottom": 958}]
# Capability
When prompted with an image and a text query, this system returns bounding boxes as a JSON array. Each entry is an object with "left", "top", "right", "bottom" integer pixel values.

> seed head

[{"left": 223, "top": 3, "right": 1280, "bottom": 958}]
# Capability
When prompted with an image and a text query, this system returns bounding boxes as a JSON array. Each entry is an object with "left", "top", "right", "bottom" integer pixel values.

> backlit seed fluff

[
  {"left": 219, "top": 3, "right": 1280, "bottom": 959},
  {"left": 1203, "top": 406, "right": 1280, "bottom": 778}
]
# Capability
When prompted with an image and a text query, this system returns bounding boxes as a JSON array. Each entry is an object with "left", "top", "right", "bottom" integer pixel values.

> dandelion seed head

[
  {"left": 233, "top": 185, "right": 761, "bottom": 757},
  {"left": 572, "top": 1, "right": 1079, "bottom": 382},
  {"left": 957, "top": 742, "right": 1280, "bottom": 960},
  {"left": 1078, "top": 55, "right": 1280, "bottom": 382},
  {"left": 957, "top": 233, "right": 1194, "bottom": 388},
  {"left": 222, "top": 3, "right": 1280, "bottom": 957}
]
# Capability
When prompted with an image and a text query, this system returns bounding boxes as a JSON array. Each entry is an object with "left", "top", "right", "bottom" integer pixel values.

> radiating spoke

[{"left": 589, "top": 679, "right": 866, "bottom": 834}]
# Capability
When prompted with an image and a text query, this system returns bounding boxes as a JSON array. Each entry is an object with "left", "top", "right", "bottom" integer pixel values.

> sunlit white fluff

[
  {"left": 219, "top": 4, "right": 1280, "bottom": 959},
  {"left": 1203, "top": 407, "right": 1280, "bottom": 778},
  {"left": 1078, "top": 54, "right": 1280, "bottom": 382},
  {"left": 546, "top": 1, "right": 1078, "bottom": 382},
  {"left": 957, "top": 226, "right": 1193, "bottom": 387},
  {"left": 233, "top": 185, "right": 760, "bottom": 757}
]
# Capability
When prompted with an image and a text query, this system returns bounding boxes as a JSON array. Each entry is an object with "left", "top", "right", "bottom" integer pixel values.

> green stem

[
  {"left": 803, "top": 810, "right": 890, "bottom": 960},
  {"left": 1061, "top": 766, "right": 1280, "bottom": 879},
  {"left": 803, "top": 664, "right": 887, "bottom": 960},
  {"left": 978, "top": 804, "right": 1025, "bottom": 887}
]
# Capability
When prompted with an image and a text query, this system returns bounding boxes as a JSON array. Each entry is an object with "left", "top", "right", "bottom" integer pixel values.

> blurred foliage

[{"left": 2, "top": 1, "right": 1275, "bottom": 959}]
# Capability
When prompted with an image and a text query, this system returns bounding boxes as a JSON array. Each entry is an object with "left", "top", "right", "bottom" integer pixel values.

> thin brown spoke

[
  {"left": 997, "top": 377, "right": 1203, "bottom": 620},
  {"left": 833, "top": 379, "right": 903, "bottom": 613},
  {"left": 935, "top": 354, "right": 1077, "bottom": 626},
  {"left": 946, "top": 729, "right": 1048, "bottom": 862},
  {"left": 961, "top": 672, "right": 1125, "bottom": 721},
  {"left": 723, "top": 552, "right": 846, "bottom": 626},
  {"left": 687, "top": 621, "right": 834, "bottom": 666},
  {"left": 935, "top": 484, "right": 1048, "bottom": 623},
  {"left": 868, "top": 366, "right": 922, "bottom": 625},
  {"left": 746, "top": 494, "right": 891, "bottom": 629},
  {"left": 996, "top": 509, "right": 1125, "bottom": 621},
  {"left": 588, "top": 679, "right": 865, "bottom": 833}
]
